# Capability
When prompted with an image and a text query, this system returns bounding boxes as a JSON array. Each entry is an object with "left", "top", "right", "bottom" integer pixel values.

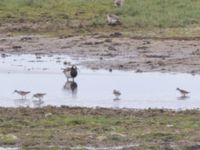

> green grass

[
  {"left": 1, "top": 107, "right": 200, "bottom": 149},
  {"left": 1, "top": 0, "right": 200, "bottom": 37}
]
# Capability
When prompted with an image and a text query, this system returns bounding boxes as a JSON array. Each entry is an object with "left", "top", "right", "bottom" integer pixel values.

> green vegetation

[
  {"left": 0, "top": 107, "right": 200, "bottom": 149},
  {"left": 1, "top": 0, "right": 200, "bottom": 37}
]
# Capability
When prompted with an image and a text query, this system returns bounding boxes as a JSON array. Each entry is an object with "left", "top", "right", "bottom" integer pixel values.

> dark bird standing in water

[{"left": 63, "top": 65, "right": 78, "bottom": 81}]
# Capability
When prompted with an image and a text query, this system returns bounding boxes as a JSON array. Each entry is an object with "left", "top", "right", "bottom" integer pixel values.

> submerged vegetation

[
  {"left": 1, "top": 0, "right": 200, "bottom": 37},
  {"left": 0, "top": 107, "right": 200, "bottom": 149}
]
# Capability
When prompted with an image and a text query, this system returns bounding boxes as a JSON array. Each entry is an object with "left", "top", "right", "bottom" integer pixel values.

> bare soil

[{"left": 1, "top": 33, "right": 200, "bottom": 74}]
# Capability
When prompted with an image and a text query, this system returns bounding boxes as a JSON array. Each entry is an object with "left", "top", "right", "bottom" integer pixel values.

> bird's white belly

[{"left": 64, "top": 71, "right": 71, "bottom": 78}]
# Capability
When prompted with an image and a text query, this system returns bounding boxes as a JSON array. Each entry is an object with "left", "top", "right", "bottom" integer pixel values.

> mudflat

[{"left": 1, "top": 34, "right": 200, "bottom": 74}]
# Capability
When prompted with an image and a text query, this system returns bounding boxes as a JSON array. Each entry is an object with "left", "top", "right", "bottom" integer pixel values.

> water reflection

[
  {"left": 32, "top": 100, "right": 45, "bottom": 107},
  {"left": 177, "top": 96, "right": 190, "bottom": 100},
  {"left": 113, "top": 97, "right": 120, "bottom": 101},
  {"left": 63, "top": 80, "right": 78, "bottom": 96},
  {"left": 2, "top": 54, "right": 200, "bottom": 109},
  {"left": 14, "top": 99, "right": 30, "bottom": 107}
]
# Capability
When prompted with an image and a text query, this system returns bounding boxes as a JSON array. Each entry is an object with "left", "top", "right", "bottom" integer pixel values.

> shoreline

[{"left": 1, "top": 34, "right": 200, "bottom": 75}]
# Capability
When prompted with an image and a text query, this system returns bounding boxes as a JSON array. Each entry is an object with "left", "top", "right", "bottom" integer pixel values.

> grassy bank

[
  {"left": 0, "top": 107, "right": 200, "bottom": 149},
  {"left": 1, "top": 0, "right": 200, "bottom": 37}
]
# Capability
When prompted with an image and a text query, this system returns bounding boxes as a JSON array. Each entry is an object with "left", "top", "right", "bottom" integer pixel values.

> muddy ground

[{"left": 1, "top": 33, "right": 200, "bottom": 74}]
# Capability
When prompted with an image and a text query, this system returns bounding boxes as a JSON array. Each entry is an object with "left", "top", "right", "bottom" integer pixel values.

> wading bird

[
  {"left": 63, "top": 65, "right": 78, "bottom": 81},
  {"left": 176, "top": 88, "right": 190, "bottom": 97},
  {"left": 13, "top": 90, "right": 30, "bottom": 99},
  {"left": 113, "top": 89, "right": 121, "bottom": 100},
  {"left": 32, "top": 93, "right": 46, "bottom": 101}
]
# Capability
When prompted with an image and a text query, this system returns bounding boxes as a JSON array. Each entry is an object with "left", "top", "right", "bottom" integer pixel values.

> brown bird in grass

[
  {"left": 114, "top": 0, "right": 125, "bottom": 7},
  {"left": 107, "top": 14, "right": 121, "bottom": 26},
  {"left": 176, "top": 88, "right": 190, "bottom": 97},
  {"left": 33, "top": 93, "right": 46, "bottom": 101},
  {"left": 63, "top": 65, "right": 78, "bottom": 81},
  {"left": 13, "top": 90, "right": 30, "bottom": 99}
]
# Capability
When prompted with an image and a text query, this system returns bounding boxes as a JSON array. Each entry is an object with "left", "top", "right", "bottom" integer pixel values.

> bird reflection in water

[
  {"left": 14, "top": 99, "right": 30, "bottom": 107},
  {"left": 177, "top": 95, "right": 190, "bottom": 100},
  {"left": 63, "top": 80, "right": 78, "bottom": 96},
  {"left": 32, "top": 99, "right": 44, "bottom": 107}
]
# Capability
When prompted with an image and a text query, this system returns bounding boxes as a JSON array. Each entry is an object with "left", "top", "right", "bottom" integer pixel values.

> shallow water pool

[{"left": 0, "top": 54, "right": 200, "bottom": 109}]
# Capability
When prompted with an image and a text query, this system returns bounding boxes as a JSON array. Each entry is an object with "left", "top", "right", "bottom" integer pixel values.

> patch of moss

[{"left": 0, "top": 134, "right": 18, "bottom": 145}]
